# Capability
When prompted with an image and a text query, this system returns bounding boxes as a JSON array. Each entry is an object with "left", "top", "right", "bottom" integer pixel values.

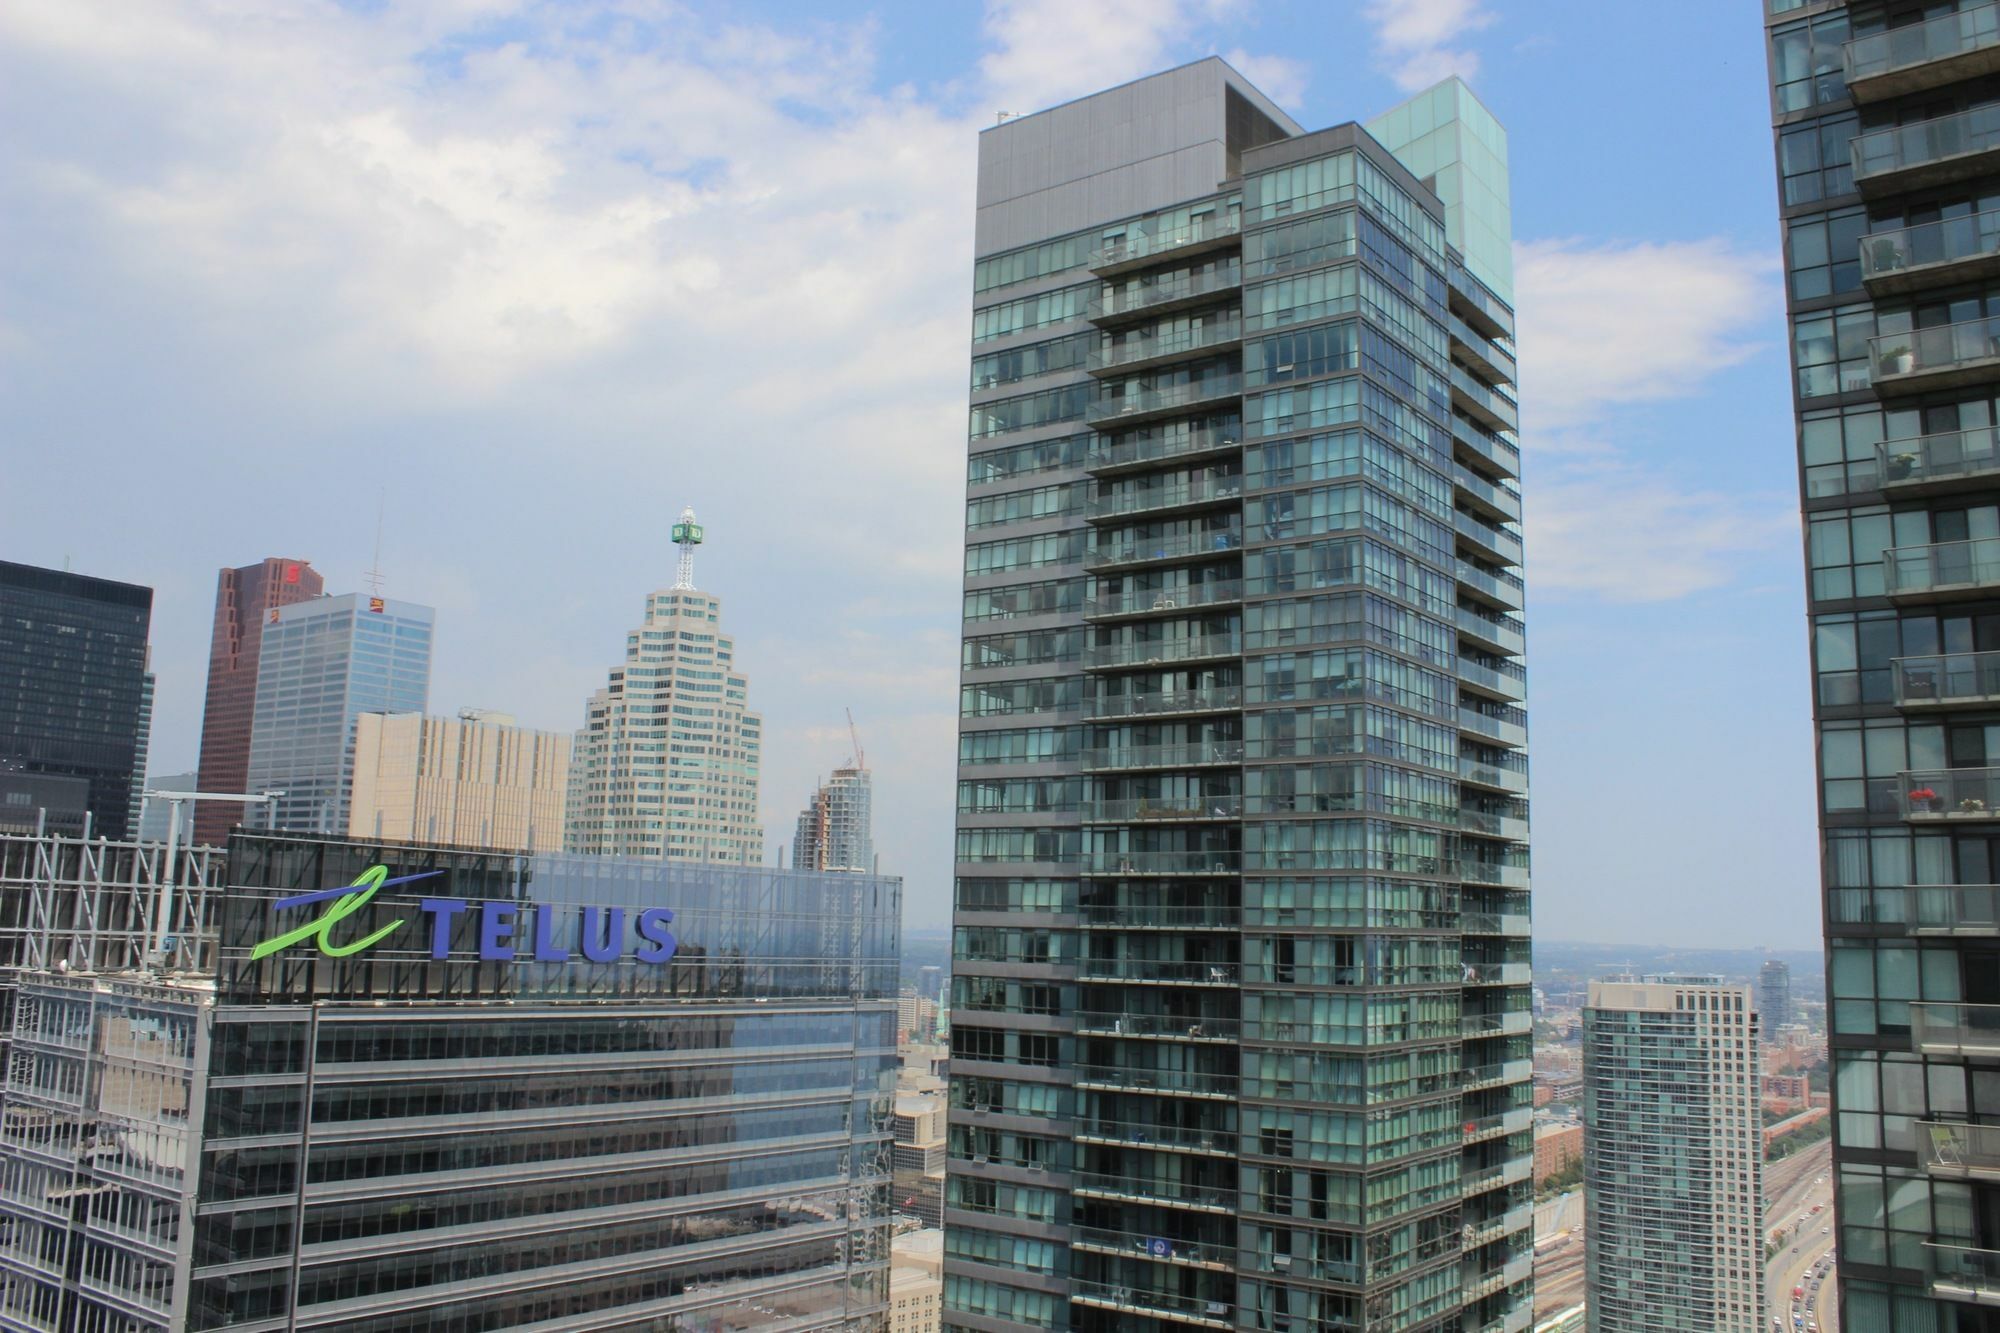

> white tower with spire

[{"left": 565, "top": 505, "right": 761, "bottom": 863}]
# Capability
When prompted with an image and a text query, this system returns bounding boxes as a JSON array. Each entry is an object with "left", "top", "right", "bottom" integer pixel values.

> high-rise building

[
  {"left": 1582, "top": 976, "right": 1763, "bottom": 1333},
  {"left": 127, "top": 661, "right": 154, "bottom": 835},
  {"left": 795, "top": 765, "right": 875, "bottom": 871},
  {"left": 0, "top": 560, "right": 154, "bottom": 840},
  {"left": 566, "top": 516, "right": 762, "bottom": 862},
  {"left": 947, "top": 60, "right": 1531, "bottom": 1332},
  {"left": 348, "top": 709, "right": 570, "bottom": 853},
  {"left": 244, "top": 593, "right": 433, "bottom": 835},
  {"left": 1759, "top": 958, "right": 1792, "bottom": 1041},
  {"left": 0, "top": 827, "right": 901, "bottom": 1331},
  {"left": 194, "top": 557, "right": 324, "bottom": 843},
  {"left": 1765, "top": 8, "right": 2000, "bottom": 1323}
]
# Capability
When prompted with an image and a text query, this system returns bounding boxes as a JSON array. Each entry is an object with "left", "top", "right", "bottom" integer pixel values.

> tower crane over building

[{"left": 671, "top": 505, "right": 704, "bottom": 591}]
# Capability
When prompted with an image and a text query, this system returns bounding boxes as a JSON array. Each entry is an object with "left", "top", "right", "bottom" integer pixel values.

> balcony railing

[
  {"left": 1450, "top": 261, "right": 1516, "bottom": 341},
  {"left": 1463, "top": 1108, "right": 1533, "bottom": 1144},
  {"left": 1085, "top": 582, "right": 1243, "bottom": 620},
  {"left": 1077, "top": 957, "right": 1241, "bottom": 985},
  {"left": 1451, "top": 364, "right": 1519, "bottom": 432},
  {"left": 1090, "top": 320, "right": 1244, "bottom": 374},
  {"left": 1459, "top": 710, "right": 1528, "bottom": 750},
  {"left": 1458, "top": 606, "right": 1526, "bottom": 657},
  {"left": 1456, "top": 510, "right": 1525, "bottom": 566},
  {"left": 1080, "top": 741, "right": 1244, "bottom": 771},
  {"left": 1862, "top": 211, "right": 2000, "bottom": 296},
  {"left": 1082, "top": 796, "right": 1244, "bottom": 823},
  {"left": 1912, "top": 1001, "right": 2000, "bottom": 1057},
  {"left": 1918, "top": 1120, "right": 2000, "bottom": 1178},
  {"left": 1450, "top": 312, "right": 1518, "bottom": 383},
  {"left": 1462, "top": 1010, "right": 1533, "bottom": 1037},
  {"left": 1070, "top": 1225, "right": 1234, "bottom": 1270},
  {"left": 1085, "top": 527, "right": 1243, "bottom": 570},
  {"left": 1073, "top": 1064, "right": 1237, "bottom": 1099},
  {"left": 1079, "top": 904, "right": 1239, "bottom": 930},
  {"left": 1871, "top": 317, "right": 2000, "bottom": 393},
  {"left": 1924, "top": 1240, "right": 2000, "bottom": 1305},
  {"left": 1086, "top": 476, "right": 1243, "bottom": 520},
  {"left": 1457, "top": 466, "right": 1523, "bottom": 524},
  {"left": 1073, "top": 1118, "right": 1234, "bottom": 1154},
  {"left": 1457, "top": 561, "right": 1526, "bottom": 612},
  {"left": 1464, "top": 963, "right": 1532, "bottom": 986},
  {"left": 1910, "top": 885, "right": 2000, "bottom": 935},
  {"left": 1461, "top": 912, "right": 1532, "bottom": 937},
  {"left": 1089, "top": 265, "right": 1243, "bottom": 323},
  {"left": 1462, "top": 1157, "right": 1533, "bottom": 1194},
  {"left": 1070, "top": 1276, "right": 1235, "bottom": 1328},
  {"left": 1880, "top": 426, "right": 2000, "bottom": 494},
  {"left": 1084, "top": 687, "right": 1243, "bottom": 721},
  {"left": 1846, "top": 5, "right": 2000, "bottom": 102},
  {"left": 1090, "top": 214, "right": 1243, "bottom": 273},
  {"left": 1080, "top": 851, "right": 1243, "bottom": 876},
  {"left": 1088, "top": 375, "right": 1244, "bottom": 426},
  {"left": 1464, "top": 1204, "right": 1535, "bottom": 1250},
  {"left": 1894, "top": 651, "right": 2000, "bottom": 708},
  {"left": 1458, "top": 657, "right": 1528, "bottom": 703},
  {"left": 1461, "top": 1059, "right": 1533, "bottom": 1092},
  {"left": 1461, "top": 756, "right": 1530, "bottom": 795},
  {"left": 1074, "top": 1011, "right": 1240, "bottom": 1042},
  {"left": 1453, "top": 415, "right": 1523, "bottom": 481},
  {"left": 1085, "top": 426, "right": 1243, "bottom": 474},
  {"left": 1461, "top": 862, "right": 1531, "bottom": 890},
  {"left": 1852, "top": 105, "right": 2000, "bottom": 193},
  {"left": 1460, "top": 808, "right": 1530, "bottom": 843},
  {"left": 1901, "top": 768, "right": 2000, "bottom": 821},
  {"left": 1883, "top": 537, "right": 2000, "bottom": 600},
  {"left": 1083, "top": 634, "right": 1242, "bottom": 669}
]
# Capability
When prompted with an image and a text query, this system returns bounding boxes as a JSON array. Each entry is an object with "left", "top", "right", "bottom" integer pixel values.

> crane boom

[{"left": 846, "top": 707, "right": 864, "bottom": 770}]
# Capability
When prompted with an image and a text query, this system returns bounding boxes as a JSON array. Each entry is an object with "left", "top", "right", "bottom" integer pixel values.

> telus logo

[{"left": 252, "top": 865, "right": 678, "bottom": 965}]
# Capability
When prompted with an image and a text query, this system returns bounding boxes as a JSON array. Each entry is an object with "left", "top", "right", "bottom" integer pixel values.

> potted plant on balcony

[
  {"left": 1882, "top": 344, "right": 1916, "bottom": 376},
  {"left": 1961, "top": 796, "right": 1989, "bottom": 815},
  {"left": 1910, "top": 785, "right": 1939, "bottom": 814}
]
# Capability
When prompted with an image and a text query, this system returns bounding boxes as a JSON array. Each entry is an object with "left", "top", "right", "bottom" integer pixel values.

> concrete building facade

[{"left": 347, "top": 708, "right": 569, "bottom": 854}]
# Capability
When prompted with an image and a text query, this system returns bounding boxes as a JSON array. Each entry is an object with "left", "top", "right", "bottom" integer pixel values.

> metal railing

[
  {"left": 1085, "top": 528, "right": 1243, "bottom": 569},
  {"left": 1852, "top": 105, "right": 2000, "bottom": 182},
  {"left": 1924, "top": 1240, "right": 2000, "bottom": 1302},
  {"left": 1079, "top": 903, "right": 1240, "bottom": 929},
  {"left": 1083, "top": 634, "right": 1242, "bottom": 669},
  {"left": 1884, "top": 538, "right": 2000, "bottom": 596},
  {"left": 1085, "top": 426, "right": 1243, "bottom": 472},
  {"left": 1091, "top": 319, "right": 1244, "bottom": 372},
  {"left": 1080, "top": 850, "right": 1243, "bottom": 875},
  {"left": 1862, "top": 211, "right": 2000, "bottom": 287},
  {"left": 1070, "top": 1276, "right": 1234, "bottom": 1325},
  {"left": 1894, "top": 650, "right": 2000, "bottom": 706},
  {"left": 1918, "top": 1120, "right": 2000, "bottom": 1175},
  {"left": 1089, "top": 264, "right": 1243, "bottom": 322},
  {"left": 1909, "top": 885, "right": 2000, "bottom": 934},
  {"left": 1077, "top": 957, "right": 1241, "bottom": 984},
  {"left": 1084, "top": 687, "right": 1243, "bottom": 720},
  {"left": 1457, "top": 560, "right": 1526, "bottom": 609},
  {"left": 1871, "top": 316, "right": 2000, "bottom": 383},
  {"left": 1456, "top": 510, "right": 1525, "bottom": 564},
  {"left": 1080, "top": 740, "right": 1244, "bottom": 771},
  {"left": 1912, "top": 1001, "right": 2000, "bottom": 1055},
  {"left": 1090, "top": 214, "right": 1243, "bottom": 271},
  {"left": 1073, "top": 1118, "right": 1234, "bottom": 1153},
  {"left": 1081, "top": 796, "right": 1244, "bottom": 822},
  {"left": 1069, "top": 1225, "right": 1233, "bottom": 1269},
  {"left": 1461, "top": 757, "right": 1530, "bottom": 794},
  {"left": 1073, "top": 1011, "right": 1240, "bottom": 1041},
  {"left": 1880, "top": 426, "right": 2000, "bottom": 490},
  {"left": 1073, "top": 1064, "right": 1237, "bottom": 1098},
  {"left": 1088, "top": 375, "right": 1245, "bottom": 425},
  {"left": 1086, "top": 476, "right": 1243, "bottom": 519},
  {"left": 1900, "top": 768, "right": 2000, "bottom": 819},
  {"left": 1846, "top": 5, "right": 2000, "bottom": 87},
  {"left": 1458, "top": 606, "right": 1526, "bottom": 656}
]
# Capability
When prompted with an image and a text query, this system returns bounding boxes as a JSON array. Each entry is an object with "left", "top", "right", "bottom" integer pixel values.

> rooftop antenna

[
  {"left": 364, "top": 487, "right": 387, "bottom": 597},
  {"left": 672, "top": 505, "right": 704, "bottom": 591},
  {"left": 846, "top": 707, "right": 865, "bottom": 770}
]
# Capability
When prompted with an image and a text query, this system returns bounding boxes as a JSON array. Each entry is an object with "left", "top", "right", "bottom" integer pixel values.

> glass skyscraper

[
  {"left": 244, "top": 593, "right": 434, "bottom": 836},
  {"left": 948, "top": 60, "right": 1531, "bottom": 1333},
  {"left": 1767, "top": 3, "right": 2000, "bottom": 1327}
]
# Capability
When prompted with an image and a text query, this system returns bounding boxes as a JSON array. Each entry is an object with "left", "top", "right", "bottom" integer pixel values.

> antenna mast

[
  {"left": 365, "top": 488, "right": 387, "bottom": 596},
  {"left": 846, "top": 707, "right": 864, "bottom": 770},
  {"left": 671, "top": 505, "right": 704, "bottom": 591}
]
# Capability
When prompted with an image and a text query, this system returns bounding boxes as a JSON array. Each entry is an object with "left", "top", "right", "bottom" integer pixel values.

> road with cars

[{"left": 1764, "top": 1141, "right": 1838, "bottom": 1333}]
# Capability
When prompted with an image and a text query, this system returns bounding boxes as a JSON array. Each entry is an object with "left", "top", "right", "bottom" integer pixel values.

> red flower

[{"left": 1910, "top": 787, "right": 1938, "bottom": 802}]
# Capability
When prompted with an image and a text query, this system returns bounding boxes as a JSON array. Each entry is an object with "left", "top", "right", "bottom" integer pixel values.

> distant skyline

[{"left": 0, "top": 2, "right": 1812, "bottom": 943}]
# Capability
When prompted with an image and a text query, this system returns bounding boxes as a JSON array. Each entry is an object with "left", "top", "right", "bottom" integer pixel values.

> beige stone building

[
  {"left": 889, "top": 1229, "right": 942, "bottom": 1333},
  {"left": 347, "top": 709, "right": 569, "bottom": 854}
]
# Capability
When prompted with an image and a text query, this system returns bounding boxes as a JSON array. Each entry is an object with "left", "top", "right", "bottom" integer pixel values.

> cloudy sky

[{"left": 0, "top": 0, "right": 1808, "bottom": 946}]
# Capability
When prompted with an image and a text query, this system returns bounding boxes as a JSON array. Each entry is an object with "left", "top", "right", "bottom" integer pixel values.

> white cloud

[
  {"left": 980, "top": 0, "right": 1215, "bottom": 114},
  {"left": 1363, "top": 0, "right": 1494, "bottom": 91},
  {"left": 1222, "top": 48, "right": 1310, "bottom": 109}
]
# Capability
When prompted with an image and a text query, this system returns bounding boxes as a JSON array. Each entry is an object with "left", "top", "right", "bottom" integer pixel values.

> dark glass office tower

[
  {"left": 1767, "top": 4, "right": 2000, "bottom": 1328},
  {"left": 949, "top": 61, "right": 1531, "bottom": 1333},
  {"left": 0, "top": 560, "right": 153, "bottom": 840}
]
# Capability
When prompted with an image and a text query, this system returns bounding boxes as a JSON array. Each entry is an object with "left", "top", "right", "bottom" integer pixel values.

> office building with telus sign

[
  {"left": 948, "top": 60, "right": 1531, "bottom": 1333},
  {"left": 0, "top": 829, "right": 900, "bottom": 1331},
  {"left": 1766, "top": 5, "right": 2000, "bottom": 1326}
]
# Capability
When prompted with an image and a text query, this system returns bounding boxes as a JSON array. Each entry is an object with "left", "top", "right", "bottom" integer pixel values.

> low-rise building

[
  {"left": 890, "top": 1229, "right": 942, "bottom": 1333},
  {"left": 1535, "top": 1122, "right": 1584, "bottom": 1186}
]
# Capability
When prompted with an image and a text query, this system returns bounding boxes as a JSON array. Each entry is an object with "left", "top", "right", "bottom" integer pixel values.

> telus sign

[{"left": 251, "top": 865, "right": 679, "bottom": 964}]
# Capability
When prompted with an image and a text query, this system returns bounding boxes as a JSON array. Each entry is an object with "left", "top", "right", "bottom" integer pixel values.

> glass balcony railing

[
  {"left": 1451, "top": 364, "right": 1520, "bottom": 431},
  {"left": 1465, "top": 1204, "right": 1535, "bottom": 1250},
  {"left": 1457, "top": 560, "right": 1526, "bottom": 611},
  {"left": 1083, "top": 634, "right": 1242, "bottom": 669},
  {"left": 1462, "top": 862, "right": 1531, "bottom": 890},
  {"left": 1091, "top": 320, "right": 1244, "bottom": 373},
  {"left": 1871, "top": 317, "right": 2000, "bottom": 390},
  {"left": 1085, "top": 527, "right": 1243, "bottom": 570},
  {"left": 1462, "top": 1010, "right": 1533, "bottom": 1037},
  {"left": 1085, "top": 582, "right": 1243, "bottom": 619},
  {"left": 1456, "top": 510, "right": 1525, "bottom": 565},
  {"left": 1924, "top": 1240, "right": 2000, "bottom": 1304},
  {"left": 1073, "top": 1011, "right": 1240, "bottom": 1041},
  {"left": 1458, "top": 657, "right": 1529, "bottom": 702},
  {"left": 1883, "top": 537, "right": 2000, "bottom": 599},
  {"left": 1918, "top": 1120, "right": 2000, "bottom": 1176},
  {"left": 1459, "top": 710, "right": 1528, "bottom": 750},
  {"left": 1460, "top": 808, "right": 1531, "bottom": 843},
  {"left": 1458, "top": 606, "right": 1526, "bottom": 657},
  {"left": 1894, "top": 651, "right": 2000, "bottom": 708},
  {"left": 1912, "top": 1001, "right": 2000, "bottom": 1056},
  {"left": 1088, "top": 375, "right": 1244, "bottom": 425},
  {"left": 1461, "top": 756, "right": 1530, "bottom": 794},
  {"left": 1462, "top": 1157, "right": 1534, "bottom": 1194},
  {"left": 1073, "top": 1118, "right": 1234, "bottom": 1153},
  {"left": 1079, "top": 904, "right": 1239, "bottom": 930},
  {"left": 1852, "top": 105, "right": 2000, "bottom": 191},
  {"left": 1072, "top": 1172, "right": 1237, "bottom": 1214},
  {"left": 1090, "top": 214, "right": 1243, "bottom": 272},
  {"left": 1880, "top": 426, "right": 2000, "bottom": 492},
  {"left": 1080, "top": 851, "right": 1243, "bottom": 876},
  {"left": 1077, "top": 957, "right": 1240, "bottom": 985},
  {"left": 1084, "top": 687, "right": 1243, "bottom": 720},
  {"left": 1464, "top": 962, "right": 1533, "bottom": 986},
  {"left": 1450, "top": 261, "right": 1516, "bottom": 341},
  {"left": 1909, "top": 885, "right": 2000, "bottom": 935},
  {"left": 1086, "top": 476, "right": 1243, "bottom": 519},
  {"left": 1450, "top": 312, "right": 1518, "bottom": 383},
  {"left": 1461, "top": 1059, "right": 1533, "bottom": 1092},
  {"left": 1902, "top": 768, "right": 2000, "bottom": 820},
  {"left": 1073, "top": 1064, "right": 1237, "bottom": 1099},
  {"left": 1080, "top": 740, "right": 1244, "bottom": 771},
  {"left": 1453, "top": 415, "right": 1523, "bottom": 481},
  {"left": 1846, "top": 5, "right": 2000, "bottom": 99},
  {"left": 1069, "top": 1225, "right": 1234, "bottom": 1270},
  {"left": 1456, "top": 467, "right": 1523, "bottom": 524},
  {"left": 1463, "top": 1108, "right": 1533, "bottom": 1144},
  {"left": 1085, "top": 425, "right": 1243, "bottom": 473},
  {"left": 1861, "top": 211, "right": 2000, "bottom": 294},
  {"left": 1081, "top": 796, "right": 1244, "bottom": 822},
  {"left": 1070, "top": 1276, "right": 1235, "bottom": 1326},
  {"left": 1089, "top": 264, "right": 1243, "bottom": 323},
  {"left": 1461, "top": 912, "right": 1533, "bottom": 937}
]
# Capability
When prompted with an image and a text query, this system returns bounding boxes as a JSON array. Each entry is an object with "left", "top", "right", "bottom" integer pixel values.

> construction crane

[{"left": 846, "top": 707, "right": 865, "bottom": 770}]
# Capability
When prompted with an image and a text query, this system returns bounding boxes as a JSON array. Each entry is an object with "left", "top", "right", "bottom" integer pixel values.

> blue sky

[{"left": 0, "top": 0, "right": 1814, "bottom": 945}]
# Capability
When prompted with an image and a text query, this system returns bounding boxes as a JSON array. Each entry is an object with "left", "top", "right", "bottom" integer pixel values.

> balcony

[
  {"left": 1461, "top": 756, "right": 1529, "bottom": 796},
  {"left": 1924, "top": 1241, "right": 2000, "bottom": 1306},
  {"left": 1085, "top": 582, "right": 1243, "bottom": 622},
  {"left": 1880, "top": 427, "right": 2000, "bottom": 496},
  {"left": 1462, "top": 1010, "right": 1533, "bottom": 1037},
  {"left": 1086, "top": 476, "right": 1243, "bottom": 522},
  {"left": 1450, "top": 262, "right": 1515, "bottom": 341},
  {"left": 1090, "top": 215, "right": 1243, "bottom": 276},
  {"left": 1085, "top": 426, "right": 1243, "bottom": 475},
  {"left": 1073, "top": 1064, "right": 1237, "bottom": 1100},
  {"left": 1457, "top": 560, "right": 1526, "bottom": 613},
  {"left": 1074, "top": 1118, "right": 1234, "bottom": 1155},
  {"left": 1089, "top": 375, "right": 1244, "bottom": 428},
  {"left": 1079, "top": 851, "right": 1243, "bottom": 876},
  {"left": 1862, "top": 212, "right": 2000, "bottom": 299},
  {"left": 1902, "top": 769, "right": 2000, "bottom": 821},
  {"left": 1090, "top": 320, "right": 1244, "bottom": 376},
  {"left": 1461, "top": 1059, "right": 1532, "bottom": 1093},
  {"left": 1464, "top": 1204, "right": 1534, "bottom": 1250},
  {"left": 1085, "top": 528, "right": 1243, "bottom": 572},
  {"left": 1083, "top": 634, "right": 1242, "bottom": 670},
  {"left": 1458, "top": 657, "right": 1528, "bottom": 704},
  {"left": 1451, "top": 364, "right": 1519, "bottom": 433},
  {"left": 1081, "top": 796, "right": 1244, "bottom": 823},
  {"left": 1852, "top": 106, "right": 2000, "bottom": 196},
  {"left": 1084, "top": 687, "right": 1244, "bottom": 721},
  {"left": 1450, "top": 312, "right": 1518, "bottom": 384},
  {"left": 1456, "top": 510, "right": 1525, "bottom": 567},
  {"left": 1078, "top": 957, "right": 1241, "bottom": 985},
  {"left": 1081, "top": 741, "right": 1244, "bottom": 772},
  {"left": 1845, "top": 5, "right": 2000, "bottom": 103},
  {"left": 1074, "top": 1011, "right": 1240, "bottom": 1042},
  {"left": 1079, "top": 904, "right": 1239, "bottom": 931},
  {"left": 1462, "top": 1157, "right": 1533, "bottom": 1195},
  {"left": 1070, "top": 1226, "right": 1234, "bottom": 1271},
  {"left": 1895, "top": 652, "right": 2000, "bottom": 709},
  {"left": 1070, "top": 1276, "right": 1234, "bottom": 1329},
  {"left": 1912, "top": 1002, "right": 2000, "bottom": 1057},
  {"left": 1459, "top": 709, "right": 1528, "bottom": 751},
  {"left": 1462, "top": 912, "right": 1532, "bottom": 938},
  {"left": 1462, "top": 862, "right": 1531, "bottom": 891},
  {"left": 1464, "top": 1253, "right": 1534, "bottom": 1303},
  {"left": 1460, "top": 808, "right": 1530, "bottom": 843},
  {"left": 1463, "top": 1108, "right": 1533, "bottom": 1145},
  {"left": 1871, "top": 318, "right": 2000, "bottom": 395},
  {"left": 1910, "top": 886, "right": 2000, "bottom": 936},
  {"left": 1089, "top": 265, "right": 1243, "bottom": 325},
  {"left": 1457, "top": 606, "right": 1526, "bottom": 658},
  {"left": 1456, "top": 467, "right": 1523, "bottom": 525},
  {"left": 1463, "top": 962, "right": 1532, "bottom": 986},
  {"left": 1883, "top": 538, "right": 2000, "bottom": 602},
  {"left": 1453, "top": 415, "right": 1522, "bottom": 483},
  {"left": 1919, "top": 1121, "right": 2000, "bottom": 1180}
]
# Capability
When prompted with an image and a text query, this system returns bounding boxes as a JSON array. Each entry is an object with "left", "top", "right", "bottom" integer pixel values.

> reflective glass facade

[
  {"left": 948, "top": 60, "right": 1531, "bottom": 1333},
  {"left": 1767, "top": 4, "right": 2000, "bottom": 1328}
]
